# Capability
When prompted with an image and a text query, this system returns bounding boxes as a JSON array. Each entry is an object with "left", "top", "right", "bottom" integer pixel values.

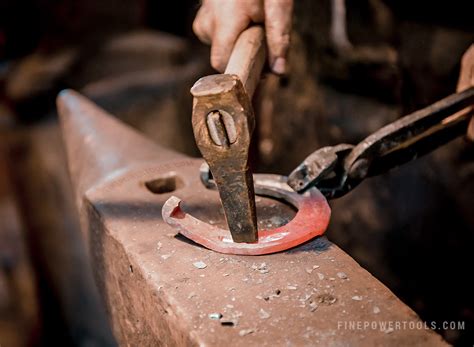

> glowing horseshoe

[{"left": 162, "top": 174, "right": 331, "bottom": 255}]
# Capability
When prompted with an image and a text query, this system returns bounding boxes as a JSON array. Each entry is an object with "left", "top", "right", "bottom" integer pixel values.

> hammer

[{"left": 190, "top": 26, "right": 266, "bottom": 243}]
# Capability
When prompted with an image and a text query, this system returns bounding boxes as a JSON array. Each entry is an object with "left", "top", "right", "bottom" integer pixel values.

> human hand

[
  {"left": 457, "top": 44, "right": 474, "bottom": 141},
  {"left": 193, "top": 0, "right": 293, "bottom": 75}
]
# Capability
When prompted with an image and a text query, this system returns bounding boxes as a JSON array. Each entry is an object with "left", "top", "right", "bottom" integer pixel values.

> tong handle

[
  {"left": 288, "top": 87, "right": 474, "bottom": 199},
  {"left": 344, "top": 86, "right": 474, "bottom": 184},
  {"left": 225, "top": 26, "right": 267, "bottom": 99}
]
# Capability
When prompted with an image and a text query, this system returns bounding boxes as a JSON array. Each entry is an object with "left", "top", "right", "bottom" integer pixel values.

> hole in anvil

[{"left": 145, "top": 173, "right": 184, "bottom": 194}]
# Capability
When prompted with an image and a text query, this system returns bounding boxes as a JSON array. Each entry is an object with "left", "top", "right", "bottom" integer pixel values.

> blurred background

[{"left": 0, "top": 0, "right": 473, "bottom": 345}]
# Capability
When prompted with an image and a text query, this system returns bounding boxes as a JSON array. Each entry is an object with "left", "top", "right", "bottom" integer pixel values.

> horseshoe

[{"left": 162, "top": 173, "right": 331, "bottom": 255}]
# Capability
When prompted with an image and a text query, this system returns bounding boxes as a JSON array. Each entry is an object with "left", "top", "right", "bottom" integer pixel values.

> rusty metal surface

[
  {"left": 289, "top": 87, "right": 474, "bottom": 198},
  {"left": 191, "top": 75, "right": 257, "bottom": 243},
  {"left": 57, "top": 89, "right": 185, "bottom": 215},
  {"left": 58, "top": 91, "right": 447, "bottom": 346},
  {"left": 162, "top": 173, "right": 330, "bottom": 255}
]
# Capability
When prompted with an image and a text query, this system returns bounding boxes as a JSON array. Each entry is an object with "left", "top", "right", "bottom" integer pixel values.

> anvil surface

[{"left": 59, "top": 90, "right": 446, "bottom": 346}]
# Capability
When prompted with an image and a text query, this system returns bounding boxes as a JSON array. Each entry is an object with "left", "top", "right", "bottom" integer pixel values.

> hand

[
  {"left": 193, "top": 0, "right": 293, "bottom": 75},
  {"left": 457, "top": 44, "right": 474, "bottom": 141}
]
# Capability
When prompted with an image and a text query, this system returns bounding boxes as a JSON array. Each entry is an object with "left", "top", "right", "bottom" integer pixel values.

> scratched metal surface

[
  {"left": 85, "top": 160, "right": 445, "bottom": 347},
  {"left": 59, "top": 91, "right": 447, "bottom": 346}
]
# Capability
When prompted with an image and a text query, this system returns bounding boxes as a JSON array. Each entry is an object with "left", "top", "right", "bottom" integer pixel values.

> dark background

[{"left": 0, "top": 0, "right": 473, "bottom": 346}]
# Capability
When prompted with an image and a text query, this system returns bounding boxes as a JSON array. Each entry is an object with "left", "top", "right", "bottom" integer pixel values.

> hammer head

[{"left": 191, "top": 74, "right": 257, "bottom": 243}]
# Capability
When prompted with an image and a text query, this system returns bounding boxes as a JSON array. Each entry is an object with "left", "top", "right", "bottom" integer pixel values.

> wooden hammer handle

[{"left": 225, "top": 26, "right": 267, "bottom": 99}]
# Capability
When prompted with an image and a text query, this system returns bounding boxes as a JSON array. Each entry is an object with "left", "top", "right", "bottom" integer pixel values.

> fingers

[
  {"left": 457, "top": 44, "right": 474, "bottom": 92},
  {"left": 468, "top": 117, "right": 474, "bottom": 142},
  {"left": 457, "top": 45, "right": 474, "bottom": 141},
  {"left": 193, "top": 0, "right": 293, "bottom": 75},
  {"left": 194, "top": 0, "right": 266, "bottom": 72},
  {"left": 193, "top": 4, "right": 213, "bottom": 44},
  {"left": 211, "top": 14, "right": 251, "bottom": 72},
  {"left": 264, "top": 0, "right": 293, "bottom": 74}
]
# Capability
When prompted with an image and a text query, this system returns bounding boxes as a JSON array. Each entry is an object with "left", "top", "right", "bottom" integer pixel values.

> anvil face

[{"left": 57, "top": 90, "right": 445, "bottom": 346}]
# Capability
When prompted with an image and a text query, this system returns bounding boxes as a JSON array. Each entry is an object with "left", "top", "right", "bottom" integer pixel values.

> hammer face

[
  {"left": 191, "top": 74, "right": 258, "bottom": 243},
  {"left": 213, "top": 167, "right": 257, "bottom": 243}
]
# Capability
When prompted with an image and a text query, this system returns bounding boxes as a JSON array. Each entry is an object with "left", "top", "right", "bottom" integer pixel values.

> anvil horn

[{"left": 57, "top": 89, "right": 184, "bottom": 208}]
